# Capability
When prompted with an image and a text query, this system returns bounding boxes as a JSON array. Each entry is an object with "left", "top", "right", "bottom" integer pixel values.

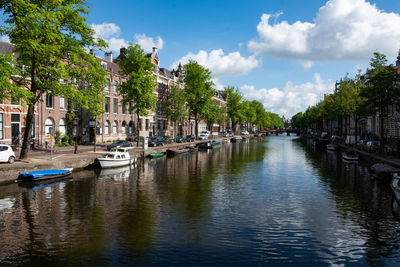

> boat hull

[
  {"left": 98, "top": 158, "right": 136, "bottom": 168},
  {"left": 17, "top": 168, "right": 73, "bottom": 182},
  {"left": 326, "top": 144, "right": 338, "bottom": 150}
]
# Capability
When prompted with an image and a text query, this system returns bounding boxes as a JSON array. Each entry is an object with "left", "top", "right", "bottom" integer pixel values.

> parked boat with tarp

[{"left": 16, "top": 168, "right": 73, "bottom": 182}]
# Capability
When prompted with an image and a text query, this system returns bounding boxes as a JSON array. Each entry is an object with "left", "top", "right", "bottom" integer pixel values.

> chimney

[
  {"left": 105, "top": 51, "right": 113, "bottom": 62},
  {"left": 89, "top": 49, "right": 95, "bottom": 56},
  {"left": 152, "top": 47, "right": 158, "bottom": 54}
]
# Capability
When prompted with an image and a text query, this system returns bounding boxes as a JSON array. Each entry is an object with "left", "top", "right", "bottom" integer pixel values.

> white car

[
  {"left": 199, "top": 131, "right": 210, "bottom": 140},
  {"left": 241, "top": 130, "right": 249, "bottom": 135},
  {"left": 0, "top": 145, "right": 16, "bottom": 164}
]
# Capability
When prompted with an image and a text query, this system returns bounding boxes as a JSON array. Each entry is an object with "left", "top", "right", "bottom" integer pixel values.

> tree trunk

[
  {"left": 194, "top": 113, "right": 199, "bottom": 138},
  {"left": 20, "top": 103, "right": 35, "bottom": 159},
  {"left": 93, "top": 116, "right": 97, "bottom": 152},
  {"left": 137, "top": 112, "right": 140, "bottom": 147}
]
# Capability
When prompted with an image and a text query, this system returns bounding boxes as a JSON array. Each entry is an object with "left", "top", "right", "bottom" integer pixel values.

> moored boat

[
  {"left": 147, "top": 152, "right": 165, "bottom": 159},
  {"left": 97, "top": 147, "right": 136, "bottom": 168},
  {"left": 342, "top": 151, "right": 359, "bottom": 161},
  {"left": 197, "top": 142, "right": 212, "bottom": 149},
  {"left": 326, "top": 144, "right": 338, "bottom": 150},
  {"left": 211, "top": 141, "right": 222, "bottom": 148},
  {"left": 167, "top": 148, "right": 190, "bottom": 156},
  {"left": 231, "top": 136, "right": 243, "bottom": 142},
  {"left": 17, "top": 168, "right": 73, "bottom": 182}
]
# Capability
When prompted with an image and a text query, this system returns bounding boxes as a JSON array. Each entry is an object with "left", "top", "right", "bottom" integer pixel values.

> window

[
  {"left": 113, "top": 121, "right": 118, "bottom": 134},
  {"left": 146, "top": 119, "right": 149, "bottom": 131},
  {"left": 113, "top": 98, "right": 118, "bottom": 114},
  {"left": 129, "top": 121, "right": 134, "bottom": 134},
  {"left": 101, "top": 62, "right": 107, "bottom": 70},
  {"left": 46, "top": 94, "right": 54, "bottom": 108},
  {"left": 122, "top": 121, "right": 126, "bottom": 134},
  {"left": 73, "top": 119, "right": 77, "bottom": 136},
  {"left": 129, "top": 101, "right": 133, "bottom": 114},
  {"left": 11, "top": 114, "right": 20, "bottom": 122},
  {"left": 0, "top": 99, "right": 4, "bottom": 104},
  {"left": 105, "top": 97, "right": 110, "bottom": 113},
  {"left": 45, "top": 118, "right": 54, "bottom": 135},
  {"left": 0, "top": 113, "right": 3, "bottom": 140},
  {"left": 105, "top": 78, "right": 110, "bottom": 92},
  {"left": 139, "top": 119, "right": 142, "bottom": 130},
  {"left": 122, "top": 103, "right": 126, "bottom": 114},
  {"left": 59, "top": 118, "right": 66, "bottom": 136},
  {"left": 113, "top": 81, "right": 118, "bottom": 94},
  {"left": 31, "top": 116, "right": 35, "bottom": 138},
  {"left": 104, "top": 120, "right": 110, "bottom": 135},
  {"left": 163, "top": 120, "right": 167, "bottom": 130},
  {"left": 60, "top": 97, "right": 66, "bottom": 109}
]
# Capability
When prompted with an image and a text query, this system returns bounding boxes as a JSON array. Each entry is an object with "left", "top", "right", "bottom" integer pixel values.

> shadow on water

[{"left": 295, "top": 138, "right": 400, "bottom": 264}]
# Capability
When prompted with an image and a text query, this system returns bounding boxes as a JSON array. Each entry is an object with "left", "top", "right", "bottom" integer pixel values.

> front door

[{"left": 11, "top": 123, "right": 19, "bottom": 145}]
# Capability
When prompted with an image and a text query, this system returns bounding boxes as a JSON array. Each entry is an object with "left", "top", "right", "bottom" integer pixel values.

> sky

[{"left": 7, "top": 0, "right": 400, "bottom": 118}]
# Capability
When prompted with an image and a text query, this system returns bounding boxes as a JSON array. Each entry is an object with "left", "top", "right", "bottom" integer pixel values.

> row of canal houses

[
  {"left": 0, "top": 41, "right": 228, "bottom": 148},
  {"left": 318, "top": 51, "right": 400, "bottom": 148}
]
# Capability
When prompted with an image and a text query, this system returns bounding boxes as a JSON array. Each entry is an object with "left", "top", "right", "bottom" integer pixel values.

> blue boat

[{"left": 16, "top": 168, "right": 73, "bottom": 182}]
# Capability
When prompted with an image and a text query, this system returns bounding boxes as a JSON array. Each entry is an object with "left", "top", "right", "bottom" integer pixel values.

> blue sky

[{"left": 87, "top": 0, "right": 400, "bottom": 117}]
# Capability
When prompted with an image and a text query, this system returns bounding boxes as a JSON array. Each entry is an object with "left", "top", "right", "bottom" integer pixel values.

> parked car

[
  {"left": 365, "top": 140, "right": 380, "bottom": 152},
  {"left": 175, "top": 135, "right": 187, "bottom": 143},
  {"left": 149, "top": 136, "right": 165, "bottom": 147},
  {"left": 241, "top": 130, "right": 249, "bottom": 135},
  {"left": 223, "top": 131, "right": 233, "bottom": 137},
  {"left": 356, "top": 139, "right": 368, "bottom": 150},
  {"left": 199, "top": 131, "right": 210, "bottom": 140},
  {"left": 186, "top": 135, "right": 195, "bottom": 142},
  {"left": 0, "top": 145, "right": 15, "bottom": 164},
  {"left": 106, "top": 140, "right": 132, "bottom": 151}
]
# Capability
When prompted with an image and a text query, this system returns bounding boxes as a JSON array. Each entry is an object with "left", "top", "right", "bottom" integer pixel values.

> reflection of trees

[
  {"left": 117, "top": 166, "right": 157, "bottom": 257},
  {"left": 296, "top": 139, "right": 400, "bottom": 263}
]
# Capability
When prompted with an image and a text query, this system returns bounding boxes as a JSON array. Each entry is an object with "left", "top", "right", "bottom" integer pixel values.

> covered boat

[
  {"left": 17, "top": 168, "right": 73, "bottom": 182},
  {"left": 211, "top": 140, "right": 222, "bottom": 148},
  {"left": 97, "top": 147, "right": 136, "bottom": 168},
  {"left": 197, "top": 142, "right": 212, "bottom": 149},
  {"left": 342, "top": 151, "right": 359, "bottom": 161},
  {"left": 326, "top": 144, "right": 338, "bottom": 151}
]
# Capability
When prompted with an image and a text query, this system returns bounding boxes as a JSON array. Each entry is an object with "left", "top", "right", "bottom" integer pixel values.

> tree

[
  {"left": 118, "top": 44, "right": 158, "bottom": 146},
  {"left": 203, "top": 100, "right": 221, "bottom": 133},
  {"left": 164, "top": 85, "right": 187, "bottom": 138},
  {"left": 361, "top": 54, "right": 400, "bottom": 148},
  {"left": 0, "top": 0, "right": 107, "bottom": 159},
  {"left": 242, "top": 100, "right": 256, "bottom": 131},
  {"left": 183, "top": 60, "right": 214, "bottom": 138},
  {"left": 225, "top": 86, "right": 244, "bottom": 132}
]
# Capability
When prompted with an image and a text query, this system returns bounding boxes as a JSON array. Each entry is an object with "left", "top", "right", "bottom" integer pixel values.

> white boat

[
  {"left": 391, "top": 173, "right": 400, "bottom": 203},
  {"left": 326, "top": 144, "right": 338, "bottom": 150},
  {"left": 342, "top": 151, "right": 359, "bottom": 161},
  {"left": 97, "top": 147, "right": 137, "bottom": 168}
]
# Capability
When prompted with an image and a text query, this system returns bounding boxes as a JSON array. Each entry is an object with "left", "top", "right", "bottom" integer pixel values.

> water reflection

[{"left": 0, "top": 137, "right": 400, "bottom": 265}]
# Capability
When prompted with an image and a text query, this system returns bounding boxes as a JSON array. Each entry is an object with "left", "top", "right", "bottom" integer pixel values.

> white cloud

[
  {"left": 171, "top": 49, "right": 260, "bottom": 78},
  {"left": 240, "top": 73, "right": 333, "bottom": 117},
  {"left": 249, "top": 0, "right": 400, "bottom": 61},
  {"left": 134, "top": 34, "right": 164, "bottom": 53},
  {"left": 91, "top": 23, "right": 163, "bottom": 53},
  {"left": 91, "top": 23, "right": 121, "bottom": 39},
  {"left": 1, "top": 35, "right": 10, "bottom": 43}
]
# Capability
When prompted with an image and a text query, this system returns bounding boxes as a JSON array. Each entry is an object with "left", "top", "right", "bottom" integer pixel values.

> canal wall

[{"left": 0, "top": 137, "right": 240, "bottom": 184}]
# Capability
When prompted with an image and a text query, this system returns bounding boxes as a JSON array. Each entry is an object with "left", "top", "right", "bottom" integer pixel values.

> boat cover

[{"left": 19, "top": 169, "right": 71, "bottom": 179}]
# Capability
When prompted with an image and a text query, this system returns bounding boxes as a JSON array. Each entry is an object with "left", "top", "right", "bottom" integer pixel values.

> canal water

[{"left": 1, "top": 135, "right": 400, "bottom": 265}]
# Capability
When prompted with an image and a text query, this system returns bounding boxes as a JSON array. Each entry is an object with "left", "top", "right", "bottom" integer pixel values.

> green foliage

[
  {"left": 118, "top": 44, "right": 158, "bottom": 117},
  {"left": 164, "top": 85, "right": 187, "bottom": 123},
  {"left": 183, "top": 60, "right": 215, "bottom": 136},
  {"left": 0, "top": 0, "right": 107, "bottom": 158},
  {"left": 55, "top": 131, "right": 61, "bottom": 145},
  {"left": 225, "top": 86, "right": 244, "bottom": 128}
]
